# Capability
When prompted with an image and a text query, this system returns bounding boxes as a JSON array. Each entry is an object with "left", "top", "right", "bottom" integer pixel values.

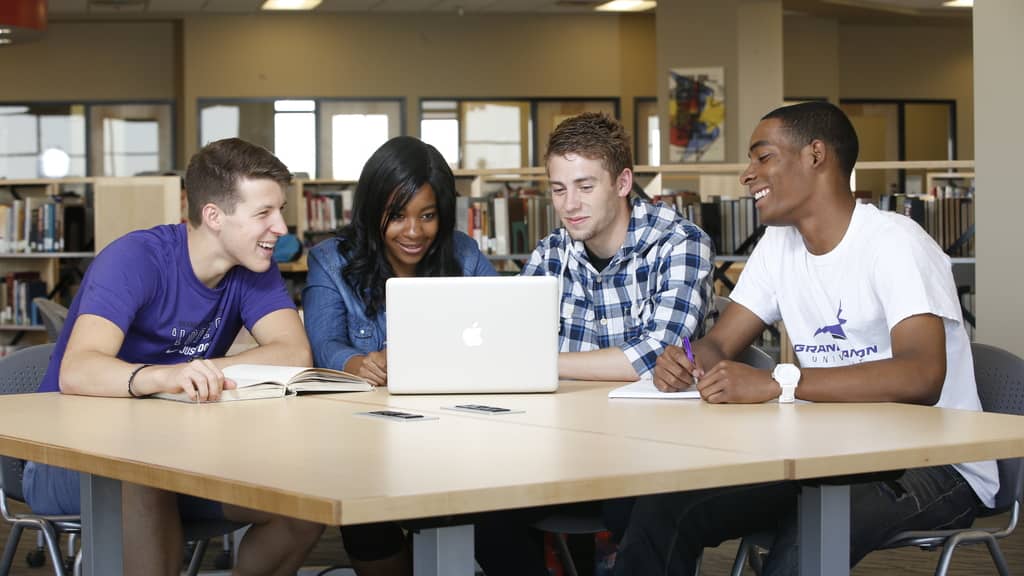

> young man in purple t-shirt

[{"left": 24, "top": 138, "right": 324, "bottom": 575}]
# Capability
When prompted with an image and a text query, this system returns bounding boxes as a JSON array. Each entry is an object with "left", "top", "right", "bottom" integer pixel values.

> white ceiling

[{"left": 46, "top": 0, "right": 971, "bottom": 16}]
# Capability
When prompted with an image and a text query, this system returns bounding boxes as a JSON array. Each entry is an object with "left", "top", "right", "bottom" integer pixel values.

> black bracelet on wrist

[{"left": 128, "top": 364, "right": 154, "bottom": 398}]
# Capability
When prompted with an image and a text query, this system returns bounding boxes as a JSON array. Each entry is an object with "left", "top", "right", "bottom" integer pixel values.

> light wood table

[
  {"left": 0, "top": 392, "right": 786, "bottom": 576},
  {"left": 318, "top": 381, "right": 1024, "bottom": 575}
]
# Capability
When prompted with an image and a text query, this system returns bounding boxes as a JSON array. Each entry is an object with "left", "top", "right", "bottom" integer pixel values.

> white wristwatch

[{"left": 772, "top": 363, "right": 801, "bottom": 403}]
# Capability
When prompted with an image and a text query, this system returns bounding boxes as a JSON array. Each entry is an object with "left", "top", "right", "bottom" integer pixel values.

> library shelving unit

[
  {"left": 285, "top": 160, "right": 975, "bottom": 262},
  {"left": 459, "top": 160, "right": 977, "bottom": 361},
  {"left": 926, "top": 170, "right": 975, "bottom": 198},
  {"left": 0, "top": 176, "right": 181, "bottom": 348},
  {"left": 278, "top": 179, "right": 360, "bottom": 275},
  {"left": 282, "top": 161, "right": 978, "bottom": 355}
]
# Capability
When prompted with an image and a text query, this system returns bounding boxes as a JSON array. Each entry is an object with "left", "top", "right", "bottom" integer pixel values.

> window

[
  {"left": 535, "top": 100, "right": 618, "bottom": 163},
  {"left": 1, "top": 101, "right": 173, "bottom": 179},
  {"left": 199, "top": 98, "right": 404, "bottom": 179},
  {"left": 420, "top": 98, "right": 620, "bottom": 169},
  {"left": 840, "top": 99, "right": 956, "bottom": 197},
  {"left": 320, "top": 100, "right": 403, "bottom": 180},
  {"left": 634, "top": 98, "right": 659, "bottom": 166},
  {"left": 91, "top": 103, "right": 174, "bottom": 177},
  {"left": 274, "top": 100, "right": 316, "bottom": 178},
  {"left": 420, "top": 100, "right": 459, "bottom": 167},
  {"left": 462, "top": 101, "right": 529, "bottom": 171},
  {"left": 201, "top": 105, "right": 241, "bottom": 145},
  {"left": 0, "top": 104, "right": 86, "bottom": 179}
]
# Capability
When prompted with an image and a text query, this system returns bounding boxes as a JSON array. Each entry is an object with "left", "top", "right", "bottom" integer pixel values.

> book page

[
  {"left": 222, "top": 364, "right": 308, "bottom": 388},
  {"left": 288, "top": 367, "right": 366, "bottom": 384},
  {"left": 287, "top": 379, "right": 373, "bottom": 394}
]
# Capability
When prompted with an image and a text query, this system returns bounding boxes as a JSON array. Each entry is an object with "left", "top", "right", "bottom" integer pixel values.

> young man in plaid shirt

[
  {"left": 521, "top": 112, "right": 715, "bottom": 380},
  {"left": 472, "top": 113, "right": 716, "bottom": 576}
]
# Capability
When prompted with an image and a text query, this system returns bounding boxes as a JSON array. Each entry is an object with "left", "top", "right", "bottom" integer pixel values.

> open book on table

[
  {"left": 608, "top": 379, "right": 700, "bottom": 400},
  {"left": 153, "top": 364, "right": 373, "bottom": 403}
]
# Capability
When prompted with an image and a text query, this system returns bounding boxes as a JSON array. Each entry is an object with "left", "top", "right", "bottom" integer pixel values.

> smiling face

[
  {"left": 215, "top": 177, "right": 288, "bottom": 273},
  {"left": 740, "top": 118, "right": 816, "bottom": 226},
  {"left": 382, "top": 183, "right": 439, "bottom": 277},
  {"left": 547, "top": 153, "right": 631, "bottom": 258}
]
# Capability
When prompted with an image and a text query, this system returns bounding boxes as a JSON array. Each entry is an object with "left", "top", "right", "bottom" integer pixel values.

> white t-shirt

[{"left": 731, "top": 202, "right": 997, "bottom": 508}]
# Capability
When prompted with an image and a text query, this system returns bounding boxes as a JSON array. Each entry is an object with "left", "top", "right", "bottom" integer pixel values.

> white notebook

[{"left": 608, "top": 379, "right": 700, "bottom": 399}]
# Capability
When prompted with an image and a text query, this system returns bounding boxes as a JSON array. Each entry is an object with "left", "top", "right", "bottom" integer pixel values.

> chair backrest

[
  {"left": 713, "top": 294, "right": 733, "bottom": 316},
  {"left": 0, "top": 343, "right": 54, "bottom": 395},
  {"left": 711, "top": 295, "right": 775, "bottom": 370},
  {"left": 971, "top": 342, "right": 1024, "bottom": 512},
  {"left": 32, "top": 298, "right": 69, "bottom": 343},
  {"left": 736, "top": 344, "right": 774, "bottom": 370},
  {"left": 0, "top": 343, "right": 55, "bottom": 502}
]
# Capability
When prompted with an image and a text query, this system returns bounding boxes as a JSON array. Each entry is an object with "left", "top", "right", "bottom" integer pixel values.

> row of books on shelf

[
  {"left": 456, "top": 192, "right": 557, "bottom": 256},
  {"left": 302, "top": 185, "right": 973, "bottom": 261},
  {"left": 0, "top": 196, "right": 89, "bottom": 254},
  {"left": 930, "top": 180, "right": 974, "bottom": 200},
  {"left": 880, "top": 194, "right": 974, "bottom": 257},
  {"left": 304, "top": 188, "right": 354, "bottom": 233},
  {"left": 453, "top": 189, "right": 762, "bottom": 258},
  {"left": 1, "top": 272, "right": 48, "bottom": 327},
  {"left": 652, "top": 192, "right": 760, "bottom": 256}
]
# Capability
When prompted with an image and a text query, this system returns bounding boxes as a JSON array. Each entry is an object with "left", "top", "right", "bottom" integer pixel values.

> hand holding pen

[{"left": 653, "top": 336, "right": 705, "bottom": 393}]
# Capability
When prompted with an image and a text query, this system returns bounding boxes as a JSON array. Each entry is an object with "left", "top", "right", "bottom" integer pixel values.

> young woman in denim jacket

[{"left": 303, "top": 136, "right": 494, "bottom": 576}]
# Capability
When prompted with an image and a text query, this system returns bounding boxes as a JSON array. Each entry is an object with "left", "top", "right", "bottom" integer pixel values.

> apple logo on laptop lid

[{"left": 461, "top": 322, "right": 483, "bottom": 347}]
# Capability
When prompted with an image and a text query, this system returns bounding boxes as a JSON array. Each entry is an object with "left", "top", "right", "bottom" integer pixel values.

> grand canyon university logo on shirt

[{"left": 794, "top": 303, "right": 878, "bottom": 363}]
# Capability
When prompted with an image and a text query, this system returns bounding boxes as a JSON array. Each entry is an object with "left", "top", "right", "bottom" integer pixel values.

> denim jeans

[
  {"left": 613, "top": 465, "right": 980, "bottom": 576},
  {"left": 22, "top": 461, "right": 224, "bottom": 519}
]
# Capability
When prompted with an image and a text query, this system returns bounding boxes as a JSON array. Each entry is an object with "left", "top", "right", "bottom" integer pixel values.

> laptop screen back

[{"left": 385, "top": 276, "right": 559, "bottom": 394}]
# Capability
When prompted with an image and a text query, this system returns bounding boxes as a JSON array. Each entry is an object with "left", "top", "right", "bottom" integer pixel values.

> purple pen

[{"left": 683, "top": 336, "right": 698, "bottom": 388}]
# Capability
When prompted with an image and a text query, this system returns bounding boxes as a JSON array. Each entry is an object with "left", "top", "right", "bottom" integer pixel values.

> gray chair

[
  {"left": 539, "top": 343, "right": 775, "bottom": 576},
  {"left": 734, "top": 340, "right": 774, "bottom": 371},
  {"left": 730, "top": 342, "right": 1024, "bottom": 576},
  {"left": 712, "top": 294, "right": 732, "bottom": 317},
  {"left": 31, "top": 299, "right": 69, "bottom": 343},
  {"left": 0, "top": 344, "right": 78, "bottom": 576},
  {"left": 874, "top": 342, "right": 1023, "bottom": 576},
  {"left": 0, "top": 343, "right": 246, "bottom": 576}
]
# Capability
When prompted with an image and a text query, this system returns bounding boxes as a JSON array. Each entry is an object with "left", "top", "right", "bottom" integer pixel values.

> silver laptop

[{"left": 386, "top": 276, "right": 559, "bottom": 394}]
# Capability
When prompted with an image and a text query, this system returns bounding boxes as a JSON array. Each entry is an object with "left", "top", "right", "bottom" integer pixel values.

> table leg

[
  {"left": 413, "top": 524, "right": 475, "bottom": 576},
  {"left": 798, "top": 484, "right": 850, "bottom": 576},
  {"left": 80, "top": 473, "right": 123, "bottom": 576}
]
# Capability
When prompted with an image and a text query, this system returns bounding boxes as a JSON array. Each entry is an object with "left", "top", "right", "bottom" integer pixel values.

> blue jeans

[
  {"left": 613, "top": 465, "right": 981, "bottom": 576},
  {"left": 23, "top": 462, "right": 223, "bottom": 519}
]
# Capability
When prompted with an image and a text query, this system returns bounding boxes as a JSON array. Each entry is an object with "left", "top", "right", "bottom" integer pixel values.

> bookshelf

[
  {"left": 287, "top": 179, "right": 358, "bottom": 248},
  {"left": 287, "top": 161, "right": 977, "bottom": 259},
  {"left": 280, "top": 158, "right": 974, "bottom": 350},
  {"left": 0, "top": 176, "right": 181, "bottom": 349}
]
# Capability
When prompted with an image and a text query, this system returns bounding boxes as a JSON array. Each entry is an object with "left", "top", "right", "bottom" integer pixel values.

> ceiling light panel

[{"left": 594, "top": 0, "right": 656, "bottom": 13}]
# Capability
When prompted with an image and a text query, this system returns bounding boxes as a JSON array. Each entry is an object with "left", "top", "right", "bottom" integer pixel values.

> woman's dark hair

[{"left": 338, "top": 136, "right": 462, "bottom": 317}]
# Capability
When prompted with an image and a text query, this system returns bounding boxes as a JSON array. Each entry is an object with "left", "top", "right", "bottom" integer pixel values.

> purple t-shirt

[{"left": 38, "top": 223, "right": 295, "bottom": 393}]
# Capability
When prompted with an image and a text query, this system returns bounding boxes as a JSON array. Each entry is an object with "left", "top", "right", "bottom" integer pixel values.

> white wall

[{"left": 973, "top": 1, "right": 1024, "bottom": 357}]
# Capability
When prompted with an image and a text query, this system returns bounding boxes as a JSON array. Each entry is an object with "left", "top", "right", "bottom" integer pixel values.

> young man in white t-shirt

[{"left": 611, "top": 101, "right": 997, "bottom": 575}]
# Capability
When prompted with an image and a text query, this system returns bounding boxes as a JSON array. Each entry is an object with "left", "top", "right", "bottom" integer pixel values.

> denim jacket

[{"left": 303, "top": 231, "right": 496, "bottom": 371}]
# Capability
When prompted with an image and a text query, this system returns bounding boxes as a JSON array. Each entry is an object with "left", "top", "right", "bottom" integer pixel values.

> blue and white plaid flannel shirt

[{"left": 521, "top": 199, "right": 715, "bottom": 378}]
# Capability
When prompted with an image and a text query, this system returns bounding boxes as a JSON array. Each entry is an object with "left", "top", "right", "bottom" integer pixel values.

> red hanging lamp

[{"left": 0, "top": 0, "right": 47, "bottom": 46}]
